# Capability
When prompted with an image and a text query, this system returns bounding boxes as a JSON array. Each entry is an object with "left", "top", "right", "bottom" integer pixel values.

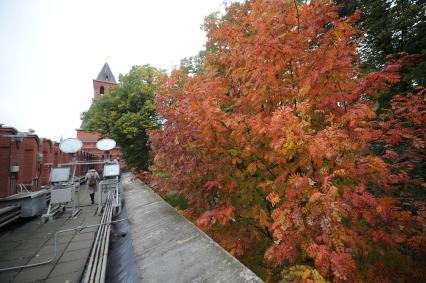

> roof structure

[{"left": 96, "top": 62, "right": 117, "bottom": 83}]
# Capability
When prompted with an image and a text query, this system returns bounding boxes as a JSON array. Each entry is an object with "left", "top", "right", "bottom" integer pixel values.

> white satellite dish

[
  {"left": 96, "top": 138, "right": 116, "bottom": 151},
  {"left": 59, "top": 138, "right": 83, "bottom": 154}
]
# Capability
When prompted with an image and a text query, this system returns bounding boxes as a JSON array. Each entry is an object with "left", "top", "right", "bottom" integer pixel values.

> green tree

[
  {"left": 81, "top": 65, "right": 163, "bottom": 169},
  {"left": 180, "top": 51, "right": 206, "bottom": 76},
  {"left": 335, "top": 0, "right": 426, "bottom": 95}
]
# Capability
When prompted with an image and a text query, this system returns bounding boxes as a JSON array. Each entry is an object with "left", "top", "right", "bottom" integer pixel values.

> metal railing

[
  {"left": 0, "top": 205, "right": 21, "bottom": 229},
  {"left": 0, "top": 211, "right": 126, "bottom": 273},
  {"left": 16, "top": 184, "right": 30, "bottom": 194}
]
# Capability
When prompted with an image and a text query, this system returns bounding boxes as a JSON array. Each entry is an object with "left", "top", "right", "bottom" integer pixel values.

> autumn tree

[
  {"left": 81, "top": 65, "right": 163, "bottom": 169},
  {"left": 150, "top": 0, "right": 425, "bottom": 281}
]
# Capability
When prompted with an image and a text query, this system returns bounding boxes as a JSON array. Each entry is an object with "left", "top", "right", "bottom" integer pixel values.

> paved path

[
  {"left": 122, "top": 173, "right": 263, "bottom": 283},
  {"left": 0, "top": 185, "right": 101, "bottom": 283}
]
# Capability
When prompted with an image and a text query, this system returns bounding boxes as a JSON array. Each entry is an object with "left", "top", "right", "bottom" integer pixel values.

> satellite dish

[
  {"left": 59, "top": 138, "right": 83, "bottom": 154},
  {"left": 96, "top": 138, "right": 116, "bottom": 151}
]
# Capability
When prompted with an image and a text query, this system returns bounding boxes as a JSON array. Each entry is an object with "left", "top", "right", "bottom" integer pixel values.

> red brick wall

[
  {"left": 93, "top": 80, "right": 117, "bottom": 101},
  {"left": 76, "top": 130, "right": 125, "bottom": 169},
  {"left": 0, "top": 128, "right": 41, "bottom": 196},
  {"left": 0, "top": 144, "right": 10, "bottom": 197},
  {"left": 11, "top": 138, "right": 25, "bottom": 193},
  {"left": 39, "top": 139, "right": 53, "bottom": 186},
  {"left": 0, "top": 128, "right": 17, "bottom": 197},
  {"left": 1, "top": 127, "right": 105, "bottom": 198},
  {"left": 22, "top": 136, "right": 40, "bottom": 191},
  {"left": 53, "top": 143, "right": 60, "bottom": 167}
]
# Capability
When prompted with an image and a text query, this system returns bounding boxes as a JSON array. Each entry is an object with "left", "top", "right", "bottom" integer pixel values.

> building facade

[{"left": 0, "top": 125, "right": 100, "bottom": 197}]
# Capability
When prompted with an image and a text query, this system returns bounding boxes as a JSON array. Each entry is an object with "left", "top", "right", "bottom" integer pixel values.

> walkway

[
  {"left": 0, "top": 185, "right": 101, "bottom": 283},
  {"left": 122, "top": 173, "right": 263, "bottom": 283}
]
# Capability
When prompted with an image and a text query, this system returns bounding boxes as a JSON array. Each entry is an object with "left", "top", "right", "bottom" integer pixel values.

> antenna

[
  {"left": 96, "top": 138, "right": 116, "bottom": 151},
  {"left": 59, "top": 138, "right": 83, "bottom": 154}
]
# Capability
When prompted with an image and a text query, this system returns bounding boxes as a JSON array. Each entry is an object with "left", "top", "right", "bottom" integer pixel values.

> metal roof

[{"left": 96, "top": 62, "right": 117, "bottom": 83}]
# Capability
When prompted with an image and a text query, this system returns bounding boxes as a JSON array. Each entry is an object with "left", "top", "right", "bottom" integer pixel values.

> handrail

[
  {"left": 0, "top": 216, "right": 127, "bottom": 272},
  {"left": 16, "top": 184, "right": 30, "bottom": 194}
]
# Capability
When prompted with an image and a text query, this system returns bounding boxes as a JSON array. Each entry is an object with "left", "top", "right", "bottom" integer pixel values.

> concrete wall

[{"left": 122, "top": 173, "right": 263, "bottom": 283}]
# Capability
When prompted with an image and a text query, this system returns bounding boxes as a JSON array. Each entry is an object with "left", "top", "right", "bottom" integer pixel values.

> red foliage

[{"left": 149, "top": 0, "right": 426, "bottom": 281}]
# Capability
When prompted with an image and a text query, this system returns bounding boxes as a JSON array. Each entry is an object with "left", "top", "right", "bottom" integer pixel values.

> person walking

[{"left": 85, "top": 168, "right": 100, "bottom": 205}]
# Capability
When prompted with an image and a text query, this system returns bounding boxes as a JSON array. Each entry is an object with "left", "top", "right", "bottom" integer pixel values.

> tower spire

[{"left": 96, "top": 62, "right": 116, "bottom": 83}]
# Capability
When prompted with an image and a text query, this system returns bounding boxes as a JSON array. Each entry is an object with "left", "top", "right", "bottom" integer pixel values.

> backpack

[{"left": 88, "top": 173, "right": 97, "bottom": 186}]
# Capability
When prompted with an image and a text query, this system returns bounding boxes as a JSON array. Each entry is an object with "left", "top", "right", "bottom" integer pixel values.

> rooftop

[{"left": 96, "top": 63, "right": 117, "bottom": 83}]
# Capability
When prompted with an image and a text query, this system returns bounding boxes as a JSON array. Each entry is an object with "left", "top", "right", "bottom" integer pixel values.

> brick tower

[
  {"left": 77, "top": 63, "right": 124, "bottom": 168},
  {"left": 93, "top": 62, "right": 118, "bottom": 101}
]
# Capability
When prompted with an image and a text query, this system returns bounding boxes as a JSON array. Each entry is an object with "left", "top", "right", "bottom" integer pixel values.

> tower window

[{"left": 100, "top": 86, "right": 105, "bottom": 96}]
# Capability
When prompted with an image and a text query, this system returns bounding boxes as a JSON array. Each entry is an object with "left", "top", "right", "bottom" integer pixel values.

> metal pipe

[
  {"left": 0, "top": 214, "right": 20, "bottom": 229},
  {"left": 94, "top": 193, "right": 112, "bottom": 282},
  {"left": 98, "top": 192, "right": 113, "bottom": 282},
  {"left": 95, "top": 193, "right": 113, "bottom": 283},
  {"left": 0, "top": 210, "right": 20, "bottom": 223},
  {"left": 83, "top": 197, "right": 109, "bottom": 282},
  {"left": 0, "top": 218, "right": 127, "bottom": 272},
  {"left": 58, "top": 160, "right": 107, "bottom": 167},
  {"left": 0, "top": 206, "right": 19, "bottom": 215},
  {"left": 89, "top": 199, "right": 109, "bottom": 282},
  {"left": 83, "top": 192, "right": 113, "bottom": 283},
  {"left": 99, "top": 213, "right": 112, "bottom": 283}
]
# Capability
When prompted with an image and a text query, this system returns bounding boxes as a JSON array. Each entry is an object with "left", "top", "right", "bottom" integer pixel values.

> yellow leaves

[
  {"left": 309, "top": 192, "right": 322, "bottom": 203},
  {"left": 245, "top": 206, "right": 270, "bottom": 228},
  {"left": 329, "top": 186, "right": 339, "bottom": 198},
  {"left": 285, "top": 265, "right": 329, "bottom": 283},
  {"left": 320, "top": 167, "right": 329, "bottom": 175},
  {"left": 299, "top": 84, "right": 312, "bottom": 98},
  {"left": 259, "top": 208, "right": 270, "bottom": 228},
  {"left": 333, "top": 22, "right": 351, "bottom": 40},
  {"left": 325, "top": 113, "right": 335, "bottom": 125},
  {"left": 365, "top": 156, "right": 387, "bottom": 174},
  {"left": 266, "top": 192, "right": 281, "bottom": 207},
  {"left": 333, "top": 169, "right": 347, "bottom": 177},
  {"left": 247, "top": 162, "right": 257, "bottom": 175},
  {"left": 282, "top": 139, "right": 297, "bottom": 161}
]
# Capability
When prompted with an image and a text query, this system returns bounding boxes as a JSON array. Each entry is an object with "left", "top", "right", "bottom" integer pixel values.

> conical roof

[{"left": 96, "top": 62, "right": 116, "bottom": 83}]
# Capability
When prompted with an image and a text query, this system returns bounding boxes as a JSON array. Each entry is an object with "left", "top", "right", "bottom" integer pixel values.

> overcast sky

[{"left": 0, "top": 0, "right": 227, "bottom": 141}]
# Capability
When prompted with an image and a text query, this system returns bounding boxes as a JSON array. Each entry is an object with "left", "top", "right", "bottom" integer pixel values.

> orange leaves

[
  {"left": 196, "top": 205, "right": 235, "bottom": 229},
  {"left": 330, "top": 252, "right": 356, "bottom": 281},
  {"left": 333, "top": 169, "right": 347, "bottom": 177},
  {"left": 149, "top": 0, "right": 426, "bottom": 281},
  {"left": 266, "top": 192, "right": 281, "bottom": 207},
  {"left": 247, "top": 162, "right": 257, "bottom": 175},
  {"left": 306, "top": 244, "right": 332, "bottom": 277},
  {"left": 376, "top": 197, "right": 394, "bottom": 222},
  {"left": 265, "top": 238, "right": 299, "bottom": 265},
  {"left": 204, "top": 180, "right": 222, "bottom": 190},
  {"left": 309, "top": 192, "right": 322, "bottom": 203}
]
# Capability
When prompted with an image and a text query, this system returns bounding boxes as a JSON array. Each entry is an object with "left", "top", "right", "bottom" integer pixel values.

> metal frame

[
  {"left": 42, "top": 156, "right": 81, "bottom": 222},
  {"left": 97, "top": 175, "right": 120, "bottom": 216}
]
